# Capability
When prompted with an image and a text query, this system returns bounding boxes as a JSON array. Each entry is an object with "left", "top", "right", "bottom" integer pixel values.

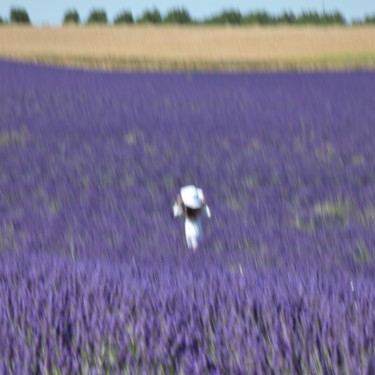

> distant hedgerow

[
  {"left": 297, "top": 11, "right": 346, "bottom": 25},
  {"left": 1, "top": 6, "right": 370, "bottom": 26}
]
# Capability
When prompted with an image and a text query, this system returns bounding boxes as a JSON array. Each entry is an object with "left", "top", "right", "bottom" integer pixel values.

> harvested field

[{"left": 0, "top": 25, "right": 375, "bottom": 70}]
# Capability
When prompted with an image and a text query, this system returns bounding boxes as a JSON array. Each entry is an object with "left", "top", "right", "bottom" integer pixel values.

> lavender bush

[{"left": 0, "top": 60, "right": 374, "bottom": 374}]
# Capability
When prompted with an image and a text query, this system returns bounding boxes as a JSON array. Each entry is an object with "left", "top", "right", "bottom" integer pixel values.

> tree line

[{"left": 1, "top": 7, "right": 375, "bottom": 26}]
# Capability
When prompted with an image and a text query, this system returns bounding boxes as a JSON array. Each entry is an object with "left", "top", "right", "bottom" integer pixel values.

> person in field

[{"left": 173, "top": 185, "right": 211, "bottom": 251}]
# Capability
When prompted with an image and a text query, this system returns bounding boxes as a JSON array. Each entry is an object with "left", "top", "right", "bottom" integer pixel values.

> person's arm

[
  {"left": 199, "top": 190, "right": 211, "bottom": 219},
  {"left": 203, "top": 198, "right": 211, "bottom": 218},
  {"left": 172, "top": 194, "right": 184, "bottom": 217},
  {"left": 205, "top": 204, "right": 212, "bottom": 218}
]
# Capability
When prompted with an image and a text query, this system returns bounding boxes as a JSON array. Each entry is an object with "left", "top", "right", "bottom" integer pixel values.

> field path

[{"left": 0, "top": 25, "right": 375, "bottom": 70}]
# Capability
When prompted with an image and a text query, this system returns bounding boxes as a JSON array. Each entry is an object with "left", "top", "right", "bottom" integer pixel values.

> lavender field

[{"left": 1, "top": 60, "right": 375, "bottom": 374}]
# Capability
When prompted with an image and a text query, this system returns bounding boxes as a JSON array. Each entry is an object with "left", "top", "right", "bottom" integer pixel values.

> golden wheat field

[{"left": 0, "top": 25, "right": 375, "bottom": 70}]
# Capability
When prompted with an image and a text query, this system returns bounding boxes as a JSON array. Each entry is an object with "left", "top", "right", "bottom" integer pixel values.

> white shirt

[
  {"left": 185, "top": 217, "right": 203, "bottom": 239},
  {"left": 173, "top": 202, "right": 211, "bottom": 248}
]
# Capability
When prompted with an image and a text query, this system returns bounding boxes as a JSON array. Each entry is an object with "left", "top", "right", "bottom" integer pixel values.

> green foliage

[
  {"left": 138, "top": 9, "right": 162, "bottom": 24},
  {"left": 114, "top": 10, "right": 134, "bottom": 24},
  {"left": 297, "top": 11, "right": 346, "bottom": 25},
  {"left": 277, "top": 11, "right": 297, "bottom": 24},
  {"left": 63, "top": 9, "right": 80, "bottom": 25},
  {"left": 0, "top": 6, "right": 356, "bottom": 27},
  {"left": 242, "top": 11, "right": 274, "bottom": 25},
  {"left": 364, "top": 14, "right": 375, "bottom": 24},
  {"left": 164, "top": 8, "right": 192, "bottom": 24},
  {"left": 205, "top": 10, "right": 242, "bottom": 25},
  {"left": 87, "top": 9, "right": 108, "bottom": 24},
  {"left": 351, "top": 14, "right": 375, "bottom": 25},
  {"left": 324, "top": 11, "right": 346, "bottom": 24},
  {"left": 202, "top": 9, "right": 347, "bottom": 25},
  {"left": 10, "top": 7, "right": 31, "bottom": 24}
]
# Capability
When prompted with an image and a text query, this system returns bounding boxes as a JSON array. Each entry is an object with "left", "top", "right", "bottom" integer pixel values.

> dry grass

[{"left": 0, "top": 25, "right": 375, "bottom": 71}]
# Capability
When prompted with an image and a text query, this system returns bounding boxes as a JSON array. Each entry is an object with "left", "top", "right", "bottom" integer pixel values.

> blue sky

[{"left": 1, "top": 1, "right": 374, "bottom": 25}]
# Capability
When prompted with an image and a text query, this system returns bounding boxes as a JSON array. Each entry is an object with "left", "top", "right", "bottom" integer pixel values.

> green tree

[
  {"left": 164, "top": 8, "right": 192, "bottom": 24},
  {"left": 138, "top": 9, "right": 162, "bottom": 24},
  {"left": 298, "top": 11, "right": 321, "bottom": 24},
  {"left": 242, "top": 11, "right": 273, "bottom": 25},
  {"left": 205, "top": 10, "right": 242, "bottom": 25},
  {"left": 277, "top": 11, "right": 296, "bottom": 24},
  {"left": 364, "top": 14, "right": 375, "bottom": 24},
  {"left": 0, "top": 16, "right": 4, "bottom": 24},
  {"left": 114, "top": 10, "right": 134, "bottom": 24},
  {"left": 87, "top": 9, "right": 108, "bottom": 24},
  {"left": 322, "top": 11, "right": 346, "bottom": 25},
  {"left": 63, "top": 9, "right": 80, "bottom": 25},
  {"left": 297, "top": 11, "right": 345, "bottom": 25},
  {"left": 10, "top": 7, "right": 31, "bottom": 24}
]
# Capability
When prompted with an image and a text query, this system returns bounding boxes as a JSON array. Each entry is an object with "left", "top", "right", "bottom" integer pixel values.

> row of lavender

[
  {"left": 1, "top": 60, "right": 375, "bottom": 372},
  {"left": 1, "top": 253, "right": 374, "bottom": 374}
]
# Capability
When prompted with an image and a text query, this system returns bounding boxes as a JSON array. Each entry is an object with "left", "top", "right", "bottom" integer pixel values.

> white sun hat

[{"left": 180, "top": 185, "right": 204, "bottom": 209}]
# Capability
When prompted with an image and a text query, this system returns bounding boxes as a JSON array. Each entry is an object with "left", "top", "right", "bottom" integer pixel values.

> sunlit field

[
  {"left": 1, "top": 59, "right": 375, "bottom": 373},
  {"left": 0, "top": 25, "right": 375, "bottom": 70}
]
